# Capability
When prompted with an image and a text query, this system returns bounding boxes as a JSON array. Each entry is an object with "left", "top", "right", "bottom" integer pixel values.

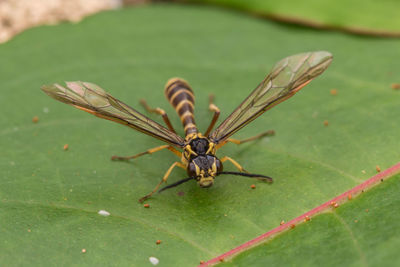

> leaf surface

[
  {"left": 0, "top": 4, "right": 399, "bottom": 266},
  {"left": 185, "top": 0, "right": 400, "bottom": 35},
  {"left": 220, "top": 174, "right": 400, "bottom": 266}
]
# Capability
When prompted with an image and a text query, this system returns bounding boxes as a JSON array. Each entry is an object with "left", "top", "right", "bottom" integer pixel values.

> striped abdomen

[{"left": 165, "top": 78, "right": 198, "bottom": 136}]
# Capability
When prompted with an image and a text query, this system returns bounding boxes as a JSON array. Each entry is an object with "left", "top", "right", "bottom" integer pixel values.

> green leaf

[
  {"left": 0, "top": 4, "right": 399, "bottom": 266},
  {"left": 221, "top": 174, "right": 400, "bottom": 266},
  {"left": 184, "top": 0, "right": 400, "bottom": 35}
]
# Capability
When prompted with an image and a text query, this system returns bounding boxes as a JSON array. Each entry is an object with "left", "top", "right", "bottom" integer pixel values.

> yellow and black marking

[
  {"left": 165, "top": 78, "right": 198, "bottom": 135},
  {"left": 118, "top": 79, "right": 274, "bottom": 202},
  {"left": 43, "top": 52, "right": 332, "bottom": 202}
]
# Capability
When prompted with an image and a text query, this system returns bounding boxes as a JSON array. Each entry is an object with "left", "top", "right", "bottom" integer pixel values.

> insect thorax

[
  {"left": 183, "top": 133, "right": 216, "bottom": 161},
  {"left": 183, "top": 134, "right": 222, "bottom": 184}
]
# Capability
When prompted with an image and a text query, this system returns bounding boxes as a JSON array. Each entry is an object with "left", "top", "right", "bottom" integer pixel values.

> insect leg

[
  {"left": 139, "top": 161, "right": 186, "bottom": 202},
  {"left": 204, "top": 94, "right": 220, "bottom": 136},
  {"left": 140, "top": 99, "right": 177, "bottom": 133},
  {"left": 111, "top": 145, "right": 170, "bottom": 161},
  {"left": 226, "top": 130, "right": 275, "bottom": 145},
  {"left": 220, "top": 156, "right": 248, "bottom": 173},
  {"left": 167, "top": 146, "right": 182, "bottom": 158}
]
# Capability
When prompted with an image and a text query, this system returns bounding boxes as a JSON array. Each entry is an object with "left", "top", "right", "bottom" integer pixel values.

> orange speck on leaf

[
  {"left": 391, "top": 83, "right": 400, "bottom": 90},
  {"left": 331, "top": 201, "right": 339, "bottom": 208}
]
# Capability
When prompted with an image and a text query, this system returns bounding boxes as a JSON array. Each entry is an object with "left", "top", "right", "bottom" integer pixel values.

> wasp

[{"left": 42, "top": 51, "right": 332, "bottom": 202}]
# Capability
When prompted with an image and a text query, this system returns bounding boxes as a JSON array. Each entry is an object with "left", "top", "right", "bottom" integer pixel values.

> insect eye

[
  {"left": 187, "top": 162, "right": 197, "bottom": 177},
  {"left": 215, "top": 158, "right": 223, "bottom": 173}
]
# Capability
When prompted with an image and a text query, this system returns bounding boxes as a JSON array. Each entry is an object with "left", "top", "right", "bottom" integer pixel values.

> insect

[{"left": 42, "top": 51, "right": 332, "bottom": 202}]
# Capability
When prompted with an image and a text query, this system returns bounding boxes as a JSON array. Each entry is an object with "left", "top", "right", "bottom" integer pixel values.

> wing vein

[
  {"left": 209, "top": 51, "right": 333, "bottom": 143},
  {"left": 42, "top": 81, "right": 185, "bottom": 147}
]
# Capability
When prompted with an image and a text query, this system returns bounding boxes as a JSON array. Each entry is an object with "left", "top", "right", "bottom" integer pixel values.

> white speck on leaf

[
  {"left": 98, "top": 210, "right": 110, "bottom": 216},
  {"left": 43, "top": 107, "right": 49, "bottom": 113},
  {"left": 149, "top": 257, "right": 159, "bottom": 265}
]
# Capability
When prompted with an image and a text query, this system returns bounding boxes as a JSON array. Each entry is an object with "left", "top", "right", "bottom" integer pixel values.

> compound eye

[
  {"left": 215, "top": 158, "right": 223, "bottom": 173},
  {"left": 187, "top": 162, "right": 197, "bottom": 177}
]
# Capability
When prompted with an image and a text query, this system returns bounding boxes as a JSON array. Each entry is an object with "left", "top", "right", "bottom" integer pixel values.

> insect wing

[
  {"left": 209, "top": 51, "right": 333, "bottom": 143},
  {"left": 41, "top": 81, "right": 185, "bottom": 147}
]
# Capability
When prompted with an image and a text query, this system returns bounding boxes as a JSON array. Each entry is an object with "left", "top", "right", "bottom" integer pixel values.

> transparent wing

[
  {"left": 209, "top": 51, "right": 333, "bottom": 143},
  {"left": 41, "top": 81, "right": 185, "bottom": 147}
]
